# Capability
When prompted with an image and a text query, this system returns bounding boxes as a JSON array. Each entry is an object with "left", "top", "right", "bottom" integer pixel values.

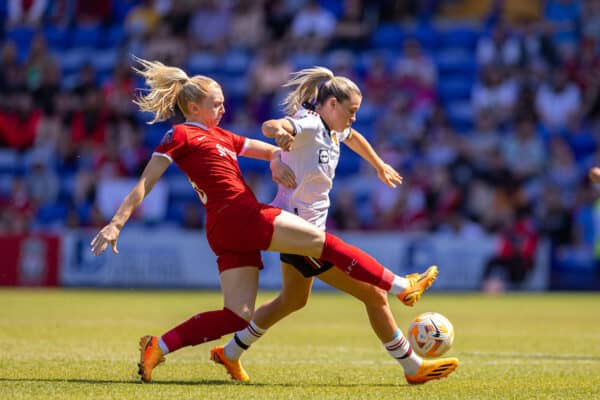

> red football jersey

[{"left": 153, "top": 122, "right": 259, "bottom": 227}]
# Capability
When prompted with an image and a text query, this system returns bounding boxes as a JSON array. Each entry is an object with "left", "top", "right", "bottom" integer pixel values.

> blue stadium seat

[
  {"left": 446, "top": 101, "right": 474, "bottom": 133},
  {"left": 55, "top": 49, "right": 88, "bottom": 75},
  {"left": 437, "top": 78, "right": 473, "bottom": 103},
  {"left": 0, "top": 149, "right": 20, "bottom": 174},
  {"left": 101, "top": 25, "right": 126, "bottom": 49},
  {"left": 409, "top": 24, "right": 439, "bottom": 50},
  {"left": 6, "top": 26, "right": 35, "bottom": 49},
  {"left": 437, "top": 25, "right": 480, "bottom": 50},
  {"left": 186, "top": 53, "right": 219, "bottom": 75},
  {"left": 289, "top": 52, "right": 320, "bottom": 71},
  {"left": 92, "top": 49, "right": 119, "bottom": 74},
  {"left": 337, "top": 147, "right": 361, "bottom": 176},
  {"left": 70, "top": 25, "right": 102, "bottom": 49},
  {"left": 372, "top": 24, "right": 404, "bottom": 49},
  {"left": 222, "top": 50, "right": 251, "bottom": 77},
  {"left": 36, "top": 201, "right": 68, "bottom": 225},
  {"left": 43, "top": 25, "right": 69, "bottom": 51},
  {"left": 435, "top": 48, "right": 477, "bottom": 75}
]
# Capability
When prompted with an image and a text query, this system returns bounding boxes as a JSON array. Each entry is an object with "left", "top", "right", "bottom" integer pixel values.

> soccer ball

[{"left": 407, "top": 312, "right": 454, "bottom": 358}]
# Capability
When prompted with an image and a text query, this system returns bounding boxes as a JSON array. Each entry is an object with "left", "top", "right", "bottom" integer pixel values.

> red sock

[
  {"left": 320, "top": 232, "right": 394, "bottom": 291},
  {"left": 161, "top": 307, "right": 248, "bottom": 352}
]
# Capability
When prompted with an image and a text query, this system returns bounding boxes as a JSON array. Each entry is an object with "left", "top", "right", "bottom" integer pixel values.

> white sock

[
  {"left": 223, "top": 320, "right": 267, "bottom": 360},
  {"left": 389, "top": 275, "right": 410, "bottom": 295},
  {"left": 383, "top": 329, "right": 421, "bottom": 375},
  {"left": 157, "top": 337, "right": 170, "bottom": 355}
]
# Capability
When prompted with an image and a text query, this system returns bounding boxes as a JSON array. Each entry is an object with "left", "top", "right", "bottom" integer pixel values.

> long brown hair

[
  {"left": 132, "top": 56, "right": 220, "bottom": 124},
  {"left": 281, "top": 66, "right": 361, "bottom": 116}
]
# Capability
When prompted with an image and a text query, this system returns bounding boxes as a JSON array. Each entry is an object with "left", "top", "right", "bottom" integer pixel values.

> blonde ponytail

[
  {"left": 282, "top": 66, "right": 334, "bottom": 116},
  {"left": 132, "top": 56, "right": 219, "bottom": 124},
  {"left": 281, "top": 66, "right": 362, "bottom": 116}
]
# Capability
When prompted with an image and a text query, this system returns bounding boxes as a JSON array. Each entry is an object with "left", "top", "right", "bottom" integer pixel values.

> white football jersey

[{"left": 270, "top": 107, "right": 352, "bottom": 229}]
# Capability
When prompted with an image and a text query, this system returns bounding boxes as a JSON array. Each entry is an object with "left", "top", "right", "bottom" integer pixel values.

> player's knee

[
  {"left": 281, "top": 292, "right": 309, "bottom": 312},
  {"left": 362, "top": 287, "right": 388, "bottom": 308}
]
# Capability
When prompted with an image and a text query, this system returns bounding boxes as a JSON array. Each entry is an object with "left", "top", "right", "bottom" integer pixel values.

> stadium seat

[
  {"left": 222, "top": 50, "right": 251, "bottom": 77},
  {"left": 372, "top": 24, "right": 404, "bottom": 49},
  {"left": 43, "top": 25, "right": 69, "bottom": 51},
  {"left": 55, "top": 49, "right": 89, "bottom": 75},
  {"left": 70, "top": 25, "right": 102, "bottom": 49},
  {"left": 435, "top": 48, "right": 477, "bottom": 74},
  {"left": 101, "top": 25, "right": 126, "bottom": 49},
  {"left": 0, "top": 149, "right": 20, "bottom": 174},
  {"left": 92, "top": 49, "right": 119, "bottom": 74},
  {"left": 36, "top": 201, "right": 68, "bottom": 225},
  {"left": 437, "top": 24, "right": 480, "bottom": 50},
  {"left": 437, "top": 78, "right": 474, "bottom": 103},
  {"left": 5, "top": 26, "right": 34, "bottom": 49},
  {"left": 186, "top": 53, "right": 219, "bottom": 75}
]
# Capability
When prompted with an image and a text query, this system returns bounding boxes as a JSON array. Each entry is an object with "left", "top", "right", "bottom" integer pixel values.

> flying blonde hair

[
  {"left": 281, "top": 66, "right": 361, "bottom": 116},
  {"left": 132, "top": 56, "right": 220, "bottom": 124}
]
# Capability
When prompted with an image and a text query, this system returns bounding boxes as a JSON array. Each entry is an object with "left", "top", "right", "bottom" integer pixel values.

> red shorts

[{"left": 206, "top": 202, "right": 282, "bottom": 273}]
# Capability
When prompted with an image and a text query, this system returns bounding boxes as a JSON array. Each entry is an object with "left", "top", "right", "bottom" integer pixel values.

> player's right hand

[
  {"left": 274, "top": 129, "right": 295, "bottom": 151},
  {"left": 90, "top": 223, "right": 121, "bottom": 256}
]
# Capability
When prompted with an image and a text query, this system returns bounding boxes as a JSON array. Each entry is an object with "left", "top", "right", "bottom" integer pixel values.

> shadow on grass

[
  {"left": 0, "top": 377, "right": 407, "bottom": 388},
  {"left": 459, "top": 352, "right": 600, "bottom": 361}
]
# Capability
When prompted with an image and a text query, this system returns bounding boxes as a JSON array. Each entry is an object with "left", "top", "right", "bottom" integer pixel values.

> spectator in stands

[
  {"left": 102, "top": 62, "right": 136, "bottom": 118},
  {"left": 264, "top": 0, "right": 294, "bottom": 40},
  {"left": 32, "top": 58, "right": 60, "bottom": 115},
  {"left": 482, "top": 208, "right": 538, "bottom": 291},
  {"left": 329, "top": 188, "right": 362, "bottom": 230},
  {"left": 24, "top": 34, "right": 54, "bottom": 91},
  {"left": 547, "top": 137, "right": 579, "bottom": 197},
  {"left": 290, "top": 0, "right": 337, "bottom": 53},
  {"left": 0, "top": 91, "right": 42, "bottom": 151},
  {"left": 247, "top": 42, "right": 292, "bottom": 122},
  {"left": 0, "top": 177, "right": 35, "bottom": 234},
  {"left": 229, "top": 1, "right": 267, "bottom": 51},
  {"left": 188, "top": 0, "right": 231, "bottom": 53},
  {"left": 331, "top": 0, "right": 373, "bottom": 50},
  {"left": 162, "top": 0, "right": 192, "bottom": 38},
  {"left": 7, "top": 0, "right": 48, "bottom": 27},
  {"left": 468, "top": 110, "right": 501, "bottom": 169},
  {"left": 363, "top": 55, "right": 389, "bottom": 106},
  {"left": 70, "top": 88, "right": 109, "bottom": 146},
  {"left": 144, "top": 24, "right": 187, "bottom": 67},
  {"left": 501, "top": 117, "right": 545, "bottom": 183},
  {"left": 125, "top": 0, "right": 160, "bottom": 39},
  {"left": 476, "top": 22, "right": 522, "bottom": 67},
  {"left": 75, "top": 0, "right": 112, "bottom": 26},
  {"left": 535, "top": 68, "right": 581, "bottom": 132},
  {"left": 472, "top": 65, "right": 519, "bottom": 124},
  {"left": 544, "top": 0, "right": 581, "bottom": 52},
  {"left": 582, "top": 0, "right": 600, "bottom": 40},
  {"left": 393, "top": 38, "right": 437, "bottom": 117},
  {"left": 25, "top": 158, "right": 59, "bottom": 206},
  {"left": 0, "top": 41, "right": 22, "bottom": 95}
]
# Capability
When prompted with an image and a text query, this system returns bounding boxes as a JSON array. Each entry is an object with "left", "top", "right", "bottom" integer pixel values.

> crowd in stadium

[{"left": 0, "top": 0, "right": 599, "bottom": 287}]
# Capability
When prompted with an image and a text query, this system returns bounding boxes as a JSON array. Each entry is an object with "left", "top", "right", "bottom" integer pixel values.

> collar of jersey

[
  {"left": 184, "top": 121, "right": 209, "bottom": 131},
  {"left": 319, "top": 116, "right": 332, "bottom": 137}
]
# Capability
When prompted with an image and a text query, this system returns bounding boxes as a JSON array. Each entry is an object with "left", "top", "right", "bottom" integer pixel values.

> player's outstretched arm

[
  {"left": 344, "top": 128, "right": 403, "bottom": 188},
  {"left": 241, "top": 139, "right": 296, "bottom": 188},
  {"left": 262, "top": 118, "right": 296, "bottom": 151},
  {"left": 90, "top": 155, "right": 170, "bottom": 256}
]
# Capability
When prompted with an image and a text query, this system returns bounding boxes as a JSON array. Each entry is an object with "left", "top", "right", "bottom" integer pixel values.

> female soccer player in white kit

[{"left": 211, "top": 67, "right": 459, "bottom": 384}]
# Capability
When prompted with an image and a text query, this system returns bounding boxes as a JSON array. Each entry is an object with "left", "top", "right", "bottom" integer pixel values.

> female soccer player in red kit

[{"left": 90, "top": 58, "right": 434, "bottom": 383}]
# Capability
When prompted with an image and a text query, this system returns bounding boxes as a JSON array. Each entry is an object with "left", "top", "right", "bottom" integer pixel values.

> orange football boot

[
  {"left": 397, "top": 265, "right": 439, "bottom": 306},
  {"left": 405, "top": 357, "right": 459, "bottom": 384},
  {"left": 210, "top": 346, "right": 250, "bottom": 382},
  {"left": 137, "top": 335, "right": 165, "bottom": 383}
]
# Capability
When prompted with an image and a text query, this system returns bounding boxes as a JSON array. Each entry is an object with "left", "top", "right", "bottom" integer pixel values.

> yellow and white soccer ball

[{"left": 408, "top": 312, "right": 454, "bottom": 358}]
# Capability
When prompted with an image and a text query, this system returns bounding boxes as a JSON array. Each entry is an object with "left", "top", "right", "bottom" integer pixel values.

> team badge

[{"left": 332, "top": 132, "right": 338, "bottom": 145}]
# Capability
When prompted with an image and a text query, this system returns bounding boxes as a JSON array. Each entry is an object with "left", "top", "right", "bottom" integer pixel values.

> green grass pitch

[{"left": 1, "top": 289, "right": 599, "bottom": 399}]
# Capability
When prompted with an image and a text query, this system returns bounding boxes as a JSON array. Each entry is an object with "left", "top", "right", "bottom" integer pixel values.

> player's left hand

[
  {"left": 377, "top": 163, "right": 403, "bottom": 188},
  {"left": 270, "top": 157, "right": 297, "bottom": 188},
  {"left": 90, "top": 223, "right": 121, "bottom": 256}
]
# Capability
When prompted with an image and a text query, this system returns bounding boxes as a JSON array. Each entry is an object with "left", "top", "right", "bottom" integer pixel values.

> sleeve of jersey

[
  {"left": 228, "top": 130, "right": 248, "bottom": 155},
  {"left": 153, "top": 126, "right": 186, "bottom": 163},
  {"left": 285, "top": 115, "right": 320, "bottom": 149}
]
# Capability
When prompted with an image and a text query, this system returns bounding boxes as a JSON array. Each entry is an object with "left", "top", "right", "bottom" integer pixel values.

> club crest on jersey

[
  {"left": 160, "top": 128, "right": 174, "bottom": 145},
  {"left": 332, "top": 132, "right": 338, "bottom": 145},
  {"left": 318, "top": 148, "right": 329, "bottom": 164}
]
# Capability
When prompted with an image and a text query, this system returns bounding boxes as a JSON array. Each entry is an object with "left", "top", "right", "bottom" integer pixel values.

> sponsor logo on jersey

[
  {"left": 318, "top": 148, "right": 329, "bottom": 164},
  {"left": 160, "top": 128, "right": 174, "bottom": 145},
  {"left": 216, "top": 143, "right": 237, "bottom": 160}
]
